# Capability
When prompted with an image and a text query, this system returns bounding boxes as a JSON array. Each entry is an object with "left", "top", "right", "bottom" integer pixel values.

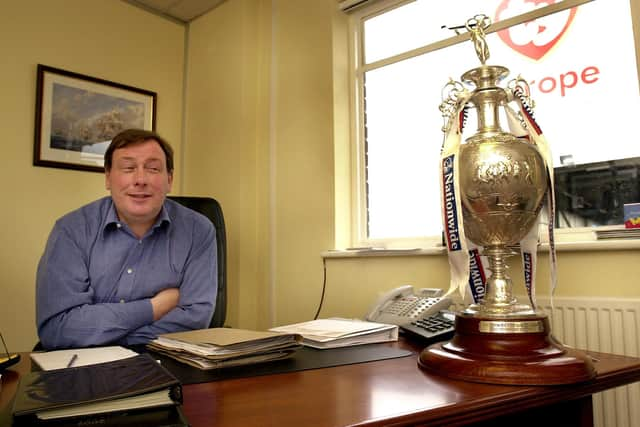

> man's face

[{"left": 105, "top": 139, "right": 173, "bottom": 231}]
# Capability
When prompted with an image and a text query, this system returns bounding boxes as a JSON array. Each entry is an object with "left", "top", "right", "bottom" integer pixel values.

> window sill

[
  {"left": 542, "top": 239, "right": 640, "bottom": 252},
  {"left": 323, "top": 238, "right": 640, "bottom": 258},
  {"left": 322, "top": 247, "right": 446, "bottom": 258}
]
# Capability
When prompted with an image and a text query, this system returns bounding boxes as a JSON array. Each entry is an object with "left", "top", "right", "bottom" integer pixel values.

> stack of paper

[
  {"left": 147, "top": 328, "right": 302, "bottom": 370},
  {"left": 596, "top": 225, "right": 640, "bottom": 239},
  {"left": 269, "top": 318, "right": 398, "bottom": 349}
]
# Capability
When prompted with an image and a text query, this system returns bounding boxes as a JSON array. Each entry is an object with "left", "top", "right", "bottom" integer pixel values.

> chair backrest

[{"left": 169, "top": 196, "right": 227, "bottom": 328}]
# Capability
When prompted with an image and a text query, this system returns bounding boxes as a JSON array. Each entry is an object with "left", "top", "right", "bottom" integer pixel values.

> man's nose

[{"left": 134, "top": 167, "right": 148, "bottom": 184}]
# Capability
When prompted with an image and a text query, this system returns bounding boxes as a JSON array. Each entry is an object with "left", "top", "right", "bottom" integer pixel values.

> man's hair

[{"left": 104, "top": 129, "right": 174, "bottom": 173}]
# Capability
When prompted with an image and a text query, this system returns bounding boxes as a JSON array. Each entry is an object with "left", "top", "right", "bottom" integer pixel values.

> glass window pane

[
  {"left": 362, "top": 0, "right": 640, "bottom": 238},
  {"left": 363, "top": 0, "right": 577, "bottom": 64},
  {"left": 555, "top": 157, "right": 640, "bottom": 227},
  {"left": 490, "top": 0, "right": 640, "bottom": 167},
  {"left": 365, "top": 42, "right": 472, "bottom": 239}
]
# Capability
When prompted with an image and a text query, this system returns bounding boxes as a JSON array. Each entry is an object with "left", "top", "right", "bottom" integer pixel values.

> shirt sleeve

[
  {"left": 122, "top": 221, "right": 218, "bottom": 345},
  {"left": 36, "top": 222, "right": 155, "bottom": 349}
]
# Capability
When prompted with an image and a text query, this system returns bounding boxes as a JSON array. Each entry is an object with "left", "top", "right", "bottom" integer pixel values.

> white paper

[
  {"left": 30, "top": 346, "right": 138, "bottom": 370},
  {"left": 270, "top": 318, "right": 392, "bottom": 338},
  {"left": 269, "top": 318, "right": 399, "bottom": 348}
]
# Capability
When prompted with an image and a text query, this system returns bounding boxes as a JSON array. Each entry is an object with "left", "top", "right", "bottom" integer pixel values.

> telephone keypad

[
  {"left": 393, "top": 296, "right": 443, "bottom": 318},
  {"left": 400, "top": 311, "right": 455, "bottom": 343}
]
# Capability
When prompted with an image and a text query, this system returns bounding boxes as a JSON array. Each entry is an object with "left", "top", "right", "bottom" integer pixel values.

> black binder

[
  {"left": 12, "top": 353, "right": 184, "bottom": 426},
  {"left": 12, "top": 406, "right": 190, "bottom": 427}
]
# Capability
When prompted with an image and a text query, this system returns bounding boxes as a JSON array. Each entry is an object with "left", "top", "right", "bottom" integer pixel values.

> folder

[
  {"left": 147, "top": 327, "right": 302, "bottom": 370},
  {"left": 12, "top": 353, "right": 183, "bottom": 425}
]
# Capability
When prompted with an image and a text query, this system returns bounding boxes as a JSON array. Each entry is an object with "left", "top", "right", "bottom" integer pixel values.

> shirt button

[
  {"left": 127, "top": 268, "right": 133, "bottom": 274},
  {"left": 120, "top": 299, "right": 125, "bottom": 303},
  {"left": 138, "top": 240, "right": 142, "bottom": 245},
  {"left": 116, "top": 223, "right": 122, "bottom": 228}
]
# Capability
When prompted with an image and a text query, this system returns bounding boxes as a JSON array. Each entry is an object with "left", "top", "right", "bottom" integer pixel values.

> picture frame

[{"left": 33, "top": 64, "right": 157, "bottom": 173}]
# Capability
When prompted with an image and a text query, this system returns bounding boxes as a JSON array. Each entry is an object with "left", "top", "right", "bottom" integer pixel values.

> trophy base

[{"left": 418, "top": 312, "right": 596, "bottom": 385}]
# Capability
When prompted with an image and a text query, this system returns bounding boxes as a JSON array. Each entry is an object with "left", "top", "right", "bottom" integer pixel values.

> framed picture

[{"left": 33, "top": 64, "right": 157, "bottom": 173}]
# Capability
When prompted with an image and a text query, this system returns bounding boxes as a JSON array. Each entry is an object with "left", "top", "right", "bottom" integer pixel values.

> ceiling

[{"left": 124, "top": 0, "right": 227, "bottom": 23}]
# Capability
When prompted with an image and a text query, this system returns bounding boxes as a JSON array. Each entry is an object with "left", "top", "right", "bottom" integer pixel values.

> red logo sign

[{"left": 495, "top": 0, "right": 577, "bottom": 61}]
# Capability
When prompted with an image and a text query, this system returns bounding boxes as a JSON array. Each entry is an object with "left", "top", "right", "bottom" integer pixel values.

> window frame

[{"left": 346, "top": 0, "right": 638, "bottom": 251}]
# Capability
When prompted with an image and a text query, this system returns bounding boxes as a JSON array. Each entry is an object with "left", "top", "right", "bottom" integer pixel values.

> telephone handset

[{"left": 365, "top": 285, "right": 452, "bottom": 325}]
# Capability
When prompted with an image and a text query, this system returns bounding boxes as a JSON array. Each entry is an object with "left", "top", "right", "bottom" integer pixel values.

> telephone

[{"left": 365, "top": 285, "right": 452, "bottom": 325}]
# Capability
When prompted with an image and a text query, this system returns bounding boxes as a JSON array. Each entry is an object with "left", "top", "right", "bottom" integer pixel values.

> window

[{"left": 347, "top": 0, "right": 640, "bottom": 248}]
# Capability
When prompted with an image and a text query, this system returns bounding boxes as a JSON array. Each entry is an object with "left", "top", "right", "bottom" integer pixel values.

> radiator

[{"left": 534, "top": 296, "right": 640, "bottom": 427}]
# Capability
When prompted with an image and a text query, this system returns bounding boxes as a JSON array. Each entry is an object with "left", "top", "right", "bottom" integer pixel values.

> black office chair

[{"left": 169, "top": 196, "right": 227, "bottom": 328}]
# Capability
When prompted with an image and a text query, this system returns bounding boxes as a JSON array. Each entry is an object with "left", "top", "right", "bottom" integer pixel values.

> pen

[{"left": 66, "top": 354, "right": 78, "bottom": 368}]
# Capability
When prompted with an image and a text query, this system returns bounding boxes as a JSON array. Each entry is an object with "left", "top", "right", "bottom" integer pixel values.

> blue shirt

[{"left": 36, "top": 197, "right": 217, "bottom": 349}]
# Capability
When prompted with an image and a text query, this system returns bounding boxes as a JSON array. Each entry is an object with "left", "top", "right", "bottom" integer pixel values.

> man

[{"left": 36, "top": 129, "right": 217, "bottom": 349}]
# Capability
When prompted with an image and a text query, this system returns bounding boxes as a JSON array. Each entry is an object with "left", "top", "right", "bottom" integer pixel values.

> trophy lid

[{"left": 461, "top": 65, "right": 510, "bottom": 90}]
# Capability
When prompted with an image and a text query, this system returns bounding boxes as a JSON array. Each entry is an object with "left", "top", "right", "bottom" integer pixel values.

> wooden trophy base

[{"left": 418, "top": 312, "right": 596, "bottom": 385}]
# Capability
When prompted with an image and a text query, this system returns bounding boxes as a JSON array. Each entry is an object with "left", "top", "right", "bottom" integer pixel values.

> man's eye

[
  {"left": 146, "top": 167, "right": 161, "bottom": 173},
  {"left": 122, "top": 167, "right": 135, "bottom": 172}
]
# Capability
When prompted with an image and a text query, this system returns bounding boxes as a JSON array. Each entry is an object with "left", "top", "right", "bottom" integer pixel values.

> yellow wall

[
  {"left": 185, "top": 0, "right": 337, "bottom": 329},
  {"left": 270, "top": 0, "right": 337, "bottom": 326},
  {"left": 0, "top": 0, "right": 185, "bottom": 351},
  {"left": 1, "top": 0, "right": 638, "bottom": 352},
  {"left": 184, "top": 0, "right": 272, "bottom": 329}
]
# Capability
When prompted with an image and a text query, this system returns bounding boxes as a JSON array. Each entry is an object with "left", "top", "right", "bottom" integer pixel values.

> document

[
  {"left": 12, "top": 354, "right": 182, "bottom": 424},
  {"left": 269, "top": 318, "right": 399, "bottom": 349},
  {"left": 30, "top": 346, "right": 138, "bottom": 370},
  {"left": 147, "top": 327, "right": 303, "bottom": 370}
]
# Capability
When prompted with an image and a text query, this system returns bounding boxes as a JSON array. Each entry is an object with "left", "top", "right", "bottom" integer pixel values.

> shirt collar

[
  {"left": 104, "top": 200, "right": 172, "bottom": 233},
  {"left": 154, "top": 204, "right": 171, "bottom": 229}
]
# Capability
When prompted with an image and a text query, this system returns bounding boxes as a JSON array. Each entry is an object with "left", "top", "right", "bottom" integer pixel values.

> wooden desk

[{"left": 2, "top": 340, "right": 640, "bottom": 427}]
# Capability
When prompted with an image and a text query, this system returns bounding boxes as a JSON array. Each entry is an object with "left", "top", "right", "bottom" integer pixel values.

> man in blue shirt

[{"left": 36, "top": 129, "right": 217, "bottom": 349}]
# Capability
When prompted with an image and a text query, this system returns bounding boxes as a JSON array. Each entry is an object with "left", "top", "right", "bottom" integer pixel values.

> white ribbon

[{"left": 439, "top": 90, "right": 473, "bottom": 301}]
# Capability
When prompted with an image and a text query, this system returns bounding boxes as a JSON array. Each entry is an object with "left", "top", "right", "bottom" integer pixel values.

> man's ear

[
  {"left": 105, "top": 170, "right": 111, "bottom": 190},
  {"left": 167, "top": 172, "right": 173, "bottom": 193}
]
